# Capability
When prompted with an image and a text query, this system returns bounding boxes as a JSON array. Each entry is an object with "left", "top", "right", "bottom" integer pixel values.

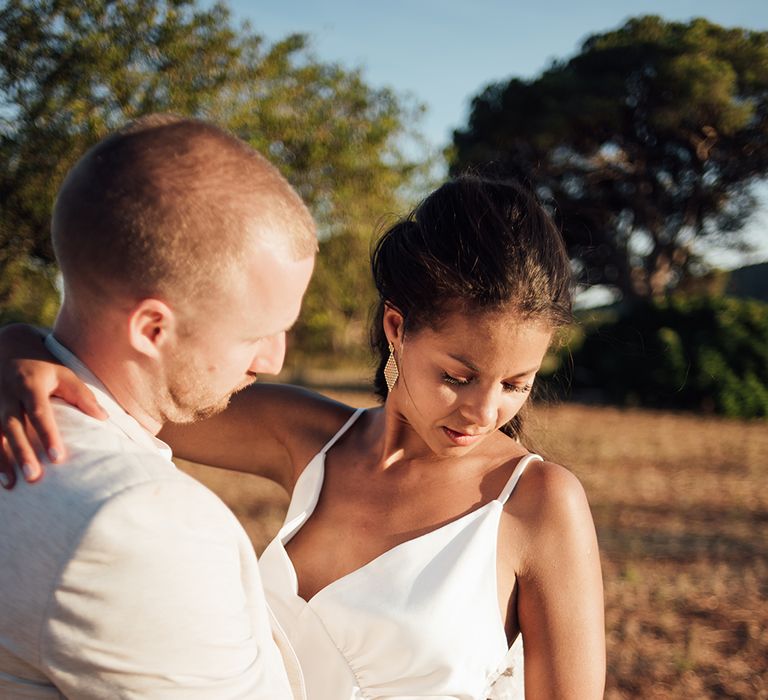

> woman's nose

[{"left": 459, "top": 386, "right": 498, "bottom": 427}]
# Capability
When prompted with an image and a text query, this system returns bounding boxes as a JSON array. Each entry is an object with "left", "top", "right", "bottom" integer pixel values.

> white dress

[{"left": 260, "top": 408, "right": 541, "bottom": 699}]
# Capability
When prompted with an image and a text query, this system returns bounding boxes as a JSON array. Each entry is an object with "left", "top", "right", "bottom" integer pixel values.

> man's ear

[
  {"left": 127, "top": 299, "right": 176, "bottom": 359},
  {"left": 382, "top": 304, "right": 405, "bottom": 349}
]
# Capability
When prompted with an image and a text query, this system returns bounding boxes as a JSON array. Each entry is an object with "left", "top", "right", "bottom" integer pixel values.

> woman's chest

[
  {"left": 283, "top": 469, "right": 523, "bottom": 641},
  {"left": 284, "top": 478, "right": 453, "bottom": 599}
]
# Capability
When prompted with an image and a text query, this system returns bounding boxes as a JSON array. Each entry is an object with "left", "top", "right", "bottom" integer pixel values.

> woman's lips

[{"left": 442, "top": 426, "right": 484, "bottom": 446}]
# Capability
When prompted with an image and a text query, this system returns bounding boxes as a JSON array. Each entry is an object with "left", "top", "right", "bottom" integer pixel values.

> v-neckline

[{"left": 278, "top": 451, "right": 504, "bottom": 606}]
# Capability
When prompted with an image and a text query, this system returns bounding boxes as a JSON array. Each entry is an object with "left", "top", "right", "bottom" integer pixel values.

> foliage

[
  {"left": 0, "top": 258, "right": 59, "bottom": 326},
  {"left": 570, "top": 294, "right": 768, "bottom": 417},
  {"left": 451, "top": 15, "right": 768, "bottom": 301},
  {"left": 0, "top": 0, "right": 429, "bottom": 357},
  {"left": 725, "top": 261, "right": 768, "bottom": 303}
]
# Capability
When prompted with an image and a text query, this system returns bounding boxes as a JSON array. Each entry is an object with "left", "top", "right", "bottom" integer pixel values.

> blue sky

[
  {"left": 220, "top": 0, "right": 768, "bottom": 268},
  {"left": 226, "top": 1, "right": 768, "bottom": 148}
]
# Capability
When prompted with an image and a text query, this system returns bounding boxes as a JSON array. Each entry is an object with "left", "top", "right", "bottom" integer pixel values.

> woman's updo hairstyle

[{"left": 370, "top": 175, "right": 572, "bottom": 438}]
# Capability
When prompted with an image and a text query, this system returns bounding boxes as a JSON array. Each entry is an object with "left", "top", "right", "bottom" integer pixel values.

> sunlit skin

[
  {"left": 0, "top": 303, "right": 605, "bottom": 698},
  {"left": 156, "top": 246, "right": 315, "bottom": 425},
  {"left": 281, "top": 306, "right": 554, "bottom": 618},
  {"left": 50, "top": 242, "right": 314, "bottom": 435},
  {"left": 379, "top": 305, "right": 551, "bottom": 462},
  {"left": 168, "top": 305, "right": 604, "bottom": 698}
]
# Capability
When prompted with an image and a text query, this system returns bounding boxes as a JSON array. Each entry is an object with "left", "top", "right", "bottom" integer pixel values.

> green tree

[
  {"left": 451, "top": 16, "right": 768, "bottom": 302},
  {"left": 568, "top": 295, "right": 768, "bottom": 418},
  {"left": 1, "top": 0, "right": 427, "bottom": 354}
]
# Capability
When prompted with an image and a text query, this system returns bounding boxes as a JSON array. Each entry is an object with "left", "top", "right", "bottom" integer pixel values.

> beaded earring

[{"left": 384, "top": 342, "right": 399, "bottom": 393}]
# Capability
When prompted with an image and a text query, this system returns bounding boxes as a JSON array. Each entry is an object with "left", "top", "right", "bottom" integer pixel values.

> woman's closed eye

[
  {"left": 502, "top": 381, "right": 533, "bottom": 394},
  {"left": 441, "top": 372, "right": 471, "bottom": 386},
  {"left": 442, "top": 372, "right": 533, "bottom": 394}
]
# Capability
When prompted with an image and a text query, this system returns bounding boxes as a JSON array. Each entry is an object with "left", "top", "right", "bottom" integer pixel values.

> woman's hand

[{"left": 0, "top": 325, "right": 107, "bottom": 489}]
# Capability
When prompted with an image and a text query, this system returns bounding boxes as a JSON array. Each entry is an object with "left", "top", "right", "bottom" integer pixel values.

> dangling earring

[{"left": 384, "top": 342, "right": 399, "bottom": 393}]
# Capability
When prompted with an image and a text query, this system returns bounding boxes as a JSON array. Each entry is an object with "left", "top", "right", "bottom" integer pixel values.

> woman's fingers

[
  {"left": 0, "top": 357, "right": 108, "bottom": 484},
  {"left": 3, "top": 410, "right": 42, "bottom": 482},
  {"left": 22, "top": 370, "right": 107, "bottom": 463},
  {"left": 0, "top": 436, "right": 17, "bottom": 490},
  {"left": 53, "top": 378, "right": 107, "bottom": 422},
  {"left": 1, "top": 361, "right": 107, "bottom": 471},
  {"left": 21, "top": 393, "right": 64, "bottom": 465}
]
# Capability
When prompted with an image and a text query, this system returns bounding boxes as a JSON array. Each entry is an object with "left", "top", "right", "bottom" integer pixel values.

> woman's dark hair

[{"left": 370, "top": 175, "right": 572, "bottom": 439}]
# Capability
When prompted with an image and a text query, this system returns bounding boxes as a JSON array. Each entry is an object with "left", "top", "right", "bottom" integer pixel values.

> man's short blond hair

[{"left": 52, "top": 114, "right": 316, "bottom": 309}]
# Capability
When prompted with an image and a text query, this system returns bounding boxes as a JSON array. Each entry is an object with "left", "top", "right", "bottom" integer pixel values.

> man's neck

[{"left": 53, "top": 311, "right": 163, "bottom": 435}]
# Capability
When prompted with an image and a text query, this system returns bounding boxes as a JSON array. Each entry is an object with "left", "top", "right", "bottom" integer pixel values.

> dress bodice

[{"left": 260, "top": 409, "right": 540, "bottom": 699}]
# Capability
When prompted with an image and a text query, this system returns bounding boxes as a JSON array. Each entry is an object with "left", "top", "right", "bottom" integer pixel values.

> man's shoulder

[
  {"left": 0, "top": 404, "right": 250, "bottom": 669},
  {"left": 47, "top": 398, "right": 175, "bottom": 482},
  {"left": 1, "top": 401, "right": 240, "bottom": 556},
  {"left": 52, "top": 397, "right": 169, "bottom": 457},
  {"left": 42, "top": 404, "right": 237, "bottom": 536},
  {"left": 1, "top": 399, "right": 246, "bottom": 571}
]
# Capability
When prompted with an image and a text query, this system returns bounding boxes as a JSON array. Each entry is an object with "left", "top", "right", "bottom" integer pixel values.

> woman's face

[{"left": 385, "top": 305, "right": 553, "bottom": 456}]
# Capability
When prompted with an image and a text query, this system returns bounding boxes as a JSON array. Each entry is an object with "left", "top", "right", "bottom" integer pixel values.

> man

[{"left": 0, "top": 115, "right": 315, "bottom": 697}]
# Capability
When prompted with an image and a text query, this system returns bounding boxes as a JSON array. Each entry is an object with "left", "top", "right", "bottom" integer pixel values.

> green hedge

[{"left": 570, "top": 295, "right": 768, "bottom": 418}]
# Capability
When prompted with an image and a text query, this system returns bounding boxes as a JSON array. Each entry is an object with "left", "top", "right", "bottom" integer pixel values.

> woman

[{"left": 0, "top": 176, "right": 605, "bottom": 698}]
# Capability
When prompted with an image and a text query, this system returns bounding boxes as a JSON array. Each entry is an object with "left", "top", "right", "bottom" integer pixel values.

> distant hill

[{"left": 726, "top": 262, "right": 768, "bottom": 303}]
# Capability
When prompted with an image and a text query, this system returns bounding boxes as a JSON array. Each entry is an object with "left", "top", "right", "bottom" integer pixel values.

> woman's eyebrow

[
  {"left": 505, "top": 366, "right": 541, "bottom": 379},
  {"left": 447, "top": 353, "right": 480, "bottom": 373}
]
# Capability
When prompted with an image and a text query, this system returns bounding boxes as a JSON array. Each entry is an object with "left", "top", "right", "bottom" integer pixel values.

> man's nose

[{"left": 249, "top": 332, "right": 286, "bottom": 376}]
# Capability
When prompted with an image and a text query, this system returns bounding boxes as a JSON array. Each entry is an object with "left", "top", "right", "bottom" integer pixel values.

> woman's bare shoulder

[
  {"left": 503, "top": 457, "right": 593, "bottom": 542},
  {"left": 516, "top": 457, "right": 587, "bottom": 503}
]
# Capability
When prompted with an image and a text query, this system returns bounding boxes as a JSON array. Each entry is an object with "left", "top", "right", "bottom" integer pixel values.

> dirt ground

[{"left": 178, "top": 394, "right": 768, "bottom": 699}]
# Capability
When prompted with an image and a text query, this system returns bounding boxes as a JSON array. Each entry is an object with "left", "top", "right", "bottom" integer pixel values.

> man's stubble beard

[
  {"left": 157, "top": 354, "right": 255, "bottom": 425},
  {"left": 158, "top": 382, "right": 233, "bottom": 425}
]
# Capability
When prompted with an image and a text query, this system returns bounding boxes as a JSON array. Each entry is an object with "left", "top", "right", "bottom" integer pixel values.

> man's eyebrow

[{"left": 447, "top": 353, "right": 541, "bottom": 378}]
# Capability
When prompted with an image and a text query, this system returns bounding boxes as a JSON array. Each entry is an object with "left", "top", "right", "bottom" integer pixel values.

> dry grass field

[{"left": 178, "top": 393, "right": 768, "bottom": 699}]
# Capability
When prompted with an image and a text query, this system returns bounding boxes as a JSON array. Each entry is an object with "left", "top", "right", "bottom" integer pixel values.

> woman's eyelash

[
  {"left": 442, "top": 372, "right": 533, "bottom": 394},
  {"left": 442, "top": 372, "right": 471, "bottom": 386},
  {"left": 503, "top": 382, "right": 533, "bottom": 394}
]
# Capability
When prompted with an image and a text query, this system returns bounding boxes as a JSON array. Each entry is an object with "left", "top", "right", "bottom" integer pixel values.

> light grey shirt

[{"left": 0, "top": 335, "right": 294, "bottom": 699}]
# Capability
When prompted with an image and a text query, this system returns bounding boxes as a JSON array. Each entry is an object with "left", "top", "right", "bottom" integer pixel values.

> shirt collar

[{"left": 45, "top": 334, "right": 173, "bottom": 460}]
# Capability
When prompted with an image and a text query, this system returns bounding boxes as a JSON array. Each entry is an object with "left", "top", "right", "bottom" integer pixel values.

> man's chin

[
  {"left": 164, "top": 376, "right": 255, "bottom": 424},
  {"left": 191, "top": 403, "right": 228, "bottom": 422},
  {"left": 234, "top": 375, "right": 258, "bottom": 393},
  {"left": 164, "top": 395, "right": 233, "bottom": 425}
]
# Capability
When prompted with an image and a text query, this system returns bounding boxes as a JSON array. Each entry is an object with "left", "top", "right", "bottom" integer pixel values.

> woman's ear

[
  {"left": 382, "top": 304, "right": 405, "bottom": 348},
  {"left": 126, "top": 298, "right": 176, "bottom": 359}
]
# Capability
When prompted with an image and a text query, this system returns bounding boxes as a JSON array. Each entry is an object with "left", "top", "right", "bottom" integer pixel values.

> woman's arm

[
  {"left": 514, "top": 462, "right": 606, "bottom": 699},
  {"left": 159, "top": 384, "right": 354, "bottom": 490},
  {"left": 0, "top": 324, "right": 356, "bottom": 491}
]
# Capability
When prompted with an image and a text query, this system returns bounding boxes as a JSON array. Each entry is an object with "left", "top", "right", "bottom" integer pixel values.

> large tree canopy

[
  {"left": 0, "top": 0, "right": 427, "bottom": 356},
  {"left": 451, "top": 15, "right": 768, "bottom": 301}
]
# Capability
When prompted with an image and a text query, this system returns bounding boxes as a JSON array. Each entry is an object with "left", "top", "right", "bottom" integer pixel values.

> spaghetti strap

[
  {"left": 320, "top": 407, "right": 365, "bottom": 454},
  {"left": 261, "top": 411, "right": 529, "bottom": 698},
  {"left": 498, "top": 453, "right": 543, "bottom": 504}
]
